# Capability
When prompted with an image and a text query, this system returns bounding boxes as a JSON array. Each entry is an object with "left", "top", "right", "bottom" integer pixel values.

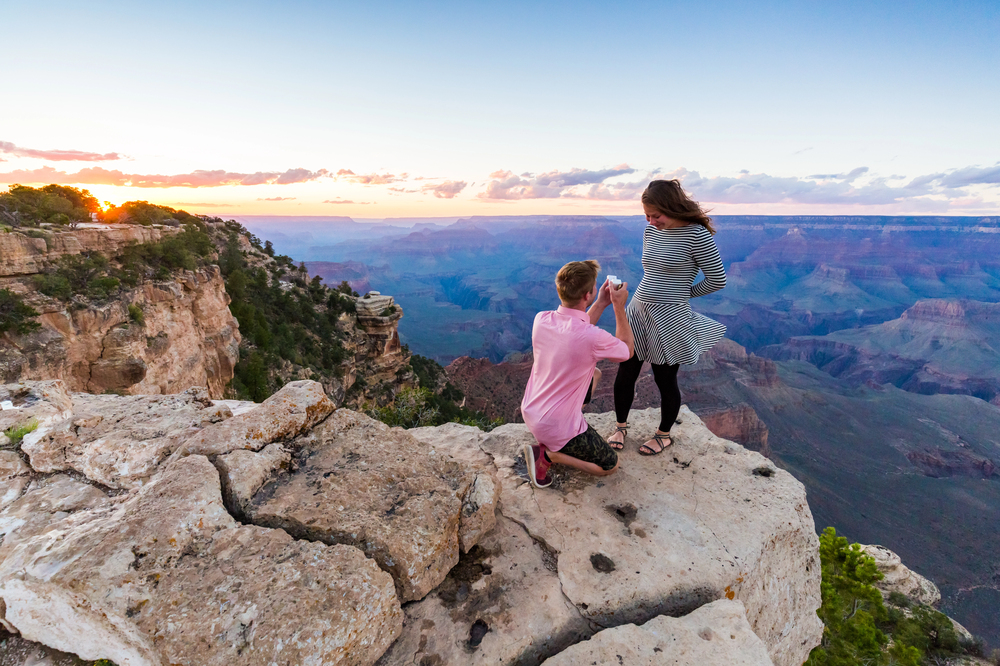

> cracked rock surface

[
  {"left": 0, "top": 455, "right": 401, "bottom": 666},
  {"left": 242, "top": 411, "right": 499, "bottom": 602}
]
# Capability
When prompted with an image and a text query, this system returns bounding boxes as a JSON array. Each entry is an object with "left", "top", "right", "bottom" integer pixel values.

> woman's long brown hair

[{"left": 641, "top": 179, "right": 716, "bottom": 235}]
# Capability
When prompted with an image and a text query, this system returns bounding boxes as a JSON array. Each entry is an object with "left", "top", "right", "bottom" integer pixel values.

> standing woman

[{"left": 607, "top": 180, "right": 726, "bottom": 455}]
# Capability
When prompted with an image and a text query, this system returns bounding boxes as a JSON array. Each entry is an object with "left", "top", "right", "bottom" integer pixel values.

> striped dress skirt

[{"left": 626, "top": 299, "right": 726, "bottom": 366}]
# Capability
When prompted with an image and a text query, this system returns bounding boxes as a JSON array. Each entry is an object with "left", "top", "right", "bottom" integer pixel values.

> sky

[{"left": 2, "top": 0, "right": 999, "bottom": 217}]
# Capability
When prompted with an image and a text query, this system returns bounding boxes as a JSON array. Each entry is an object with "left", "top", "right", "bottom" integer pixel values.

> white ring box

[{"left": 607, "top": 275, "right": 622, "bottom": 286}]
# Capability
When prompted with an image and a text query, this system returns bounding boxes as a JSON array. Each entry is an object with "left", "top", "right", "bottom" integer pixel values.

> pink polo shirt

[{"left": 520, "top": 306, "right": 631, "bottom": 451}]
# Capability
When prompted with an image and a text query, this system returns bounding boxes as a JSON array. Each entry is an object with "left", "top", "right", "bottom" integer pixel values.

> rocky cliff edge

[{"left": 0, "top": 379, "right": 821, "bottom": 666}]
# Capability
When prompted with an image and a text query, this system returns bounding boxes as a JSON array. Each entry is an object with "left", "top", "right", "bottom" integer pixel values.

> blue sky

[{"left": 1, "top": 0, "right": 998, "bottom": 215}]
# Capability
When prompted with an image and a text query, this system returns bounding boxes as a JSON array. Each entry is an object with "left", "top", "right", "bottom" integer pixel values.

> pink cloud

[
  {"left": 257, "top": 197, "right": 297, "bottom": 201},
  {"left": 479, "top": 165, "right": 636, "bottom": 200},
  {"left": 323, "top": 198, "right": 372, "bottom": 205},
  {"left": 336, "top": 169, "right": 405, "bottom": 185},
  {"left": 422, "top": 180, "right": 467, "bottom": 199},
  {"left": 0, "top": 140, "right": 121, "bottom": 162},
  {"left": 0, "top": 166, "right": 330, "bottom": 188}
]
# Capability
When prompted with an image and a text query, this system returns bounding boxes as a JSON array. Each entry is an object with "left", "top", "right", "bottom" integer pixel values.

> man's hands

[
  {"left": 610, "top": 280, "right": 629, "bottom": 309},
  {"left": 594, "top": 279, "right": 613, "bottom": 309}
]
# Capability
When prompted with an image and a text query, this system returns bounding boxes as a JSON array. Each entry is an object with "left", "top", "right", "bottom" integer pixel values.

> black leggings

[{"left": 613, "top": 355, "right": 680, "bottom": 433}]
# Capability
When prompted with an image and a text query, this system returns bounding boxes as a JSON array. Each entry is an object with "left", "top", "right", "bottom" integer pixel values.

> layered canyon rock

[
  {"left": 541, "top": 599, "right": 775, "bottom": 666},
  {"left": 759, "top": 299, "right": 1000, "bottom": 404},
  {"left": 0, "top": 380, "right": 822, "bottom": 666},
  {"left": 1, "top": 225, "right": 240, "bottom": 399},
  {"left": 0, "top": 225, "right": 169, "bottom": 278}
]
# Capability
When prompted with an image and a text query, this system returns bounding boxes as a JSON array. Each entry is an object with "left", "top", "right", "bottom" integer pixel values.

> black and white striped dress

[{"left": 627, "top": 224, "right": 727, "bottom": 365}]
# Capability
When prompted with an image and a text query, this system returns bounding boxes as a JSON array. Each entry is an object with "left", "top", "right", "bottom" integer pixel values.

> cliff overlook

[{"left": 0, "top": 379, "right": 822, "bottom": 666}]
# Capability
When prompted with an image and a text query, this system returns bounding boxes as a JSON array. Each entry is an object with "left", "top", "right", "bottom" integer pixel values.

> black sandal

[
  {"left": 639, "top": 432, "right": 673, "bottom": 456},
  {"left": 607, "top": 424, "right": 627, "bottom": 451}
]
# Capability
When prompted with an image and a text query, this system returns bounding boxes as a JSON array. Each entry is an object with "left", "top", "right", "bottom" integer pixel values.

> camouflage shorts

[{"left": 558, "top": 424, "right": 618, "bottom": 471}]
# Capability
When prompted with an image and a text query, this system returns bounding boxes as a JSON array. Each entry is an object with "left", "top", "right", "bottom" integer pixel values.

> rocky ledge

[{"left": 0, "top": 379, "right": 821, "bottom": 666}]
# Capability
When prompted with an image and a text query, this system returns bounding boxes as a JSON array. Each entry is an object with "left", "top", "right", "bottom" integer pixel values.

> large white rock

[
  {"left": 541, "top": 599, "right": 775, "bottom": 666},
  {"left": 861, "top": 543, "right": 941, "bottom": 607},
  {"left": 380, "top": 406, "right": 822, "bottom": 666},
  {"left": 487, "top": 407, "right": 819, "bottom": 666},
  {"left": 177, "top": 379, "right": 334, "bottom": 457},
  {"left": 0, "top": 455, "right": 402, "bottom": 666},
  {"left": 20, "top": 388, "right": 231, "bottom": 489}
]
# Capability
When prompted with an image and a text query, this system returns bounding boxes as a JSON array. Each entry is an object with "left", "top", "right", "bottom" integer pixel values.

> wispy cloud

[
  {"left": 0, "top": 166, "right": 330, "bottom": 188},
  {"left": 668, "top": 164, "right": 1000, "bottom": 208},
  {"left": 422, "top": 180, "right": 467, "bottom": 199},
  {"left": 479, "top": 164, "right": 636, "bottom": 200},
  {"left": 807, "top": 166, "right": 869, "bottom": 182},
  {"left": 336, "top": 169, "right": 406, "bottom": 185},
  {"left": 170, "top": 202, "right": 234, "bottom": 208},
  {"left": 476, "top": 162, "right": 1000, "bottom": 209},
  {"left": 0, "top": 140, "right": 121, "bottom": 162},
  {"left": 323, "top": 198, "right": 372, "bottom": 205},
  {"left": 257, "top": 196, "right": 297, "bottom": 201}
]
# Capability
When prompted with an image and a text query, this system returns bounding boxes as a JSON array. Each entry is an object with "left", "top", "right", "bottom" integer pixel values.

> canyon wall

[{"left": 1, "top": 226, "right": 240, "bottom": 399}]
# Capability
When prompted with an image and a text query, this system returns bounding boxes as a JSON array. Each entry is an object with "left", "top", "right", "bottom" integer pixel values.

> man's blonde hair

[{"left": 556, "top": 260, "right": 600, "bottom": 303}]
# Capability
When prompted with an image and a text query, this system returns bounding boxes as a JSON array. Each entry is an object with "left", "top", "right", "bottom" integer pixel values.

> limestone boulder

[
  {"left": 0, "top": 455, "right": 402, "bottom": 666},
  {"left": 408, "top": 422, "right": 500, "bottom": 552},
  {"left": 475, "top": 406, "right": 821, "bottom": 666},
  {"left": 178, "top": 380, "right": 334, "bottom": 458},
  {"left": 861, "top": 543, "right": 942, "bottom": 607},
  {"left": 243, "top": 410, "right": 496, "bottom": 602},
  {"left": 541, "top": 599, "right": 775, "bottom": 666},
  {"left": 21, "top": 388, "right": 232, "bottom": 489}
]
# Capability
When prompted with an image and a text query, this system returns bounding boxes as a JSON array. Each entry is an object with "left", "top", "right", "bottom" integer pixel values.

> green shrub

[
  {"left": 3, "top": 418, "right": 39, "bottom": 447},
  {"left": 366, "top": 359, "right": 503, "bottom": 432},
  {"left": 0, "top": 289, "right": 40, "bottom": 335},
  {"left": 87, "top": 276, "right": 121, "bottom": 299},
  {"left": 33, "top": 273, "right": 72, "bottom": 299},
  {"left": 366, "top": 388, "right": 441, "bottom": 428},
  {"left": 128, "top": 303, "right": 145, "bottom": 325}
]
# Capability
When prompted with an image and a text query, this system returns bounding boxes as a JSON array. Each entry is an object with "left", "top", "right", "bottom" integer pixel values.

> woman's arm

[{"left": 690, "top": 229, "right": 726, "bottom": 298}]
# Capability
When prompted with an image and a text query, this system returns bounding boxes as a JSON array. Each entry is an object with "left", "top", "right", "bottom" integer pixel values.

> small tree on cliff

[
  {"left": 0, "top": 289, "right": 41, "bottom": 336},
  {"left": 806, "top": 527, "right": 920, "bottom": 666}
]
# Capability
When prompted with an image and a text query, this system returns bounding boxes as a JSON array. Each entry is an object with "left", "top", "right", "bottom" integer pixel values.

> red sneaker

[{"left": 523, "top": 443, "right": 552, "bottom": 489}]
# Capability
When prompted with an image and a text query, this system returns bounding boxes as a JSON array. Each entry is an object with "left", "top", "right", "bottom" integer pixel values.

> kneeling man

[{"left": 520, "top": 260, "right": 634, "bottom": 488}]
